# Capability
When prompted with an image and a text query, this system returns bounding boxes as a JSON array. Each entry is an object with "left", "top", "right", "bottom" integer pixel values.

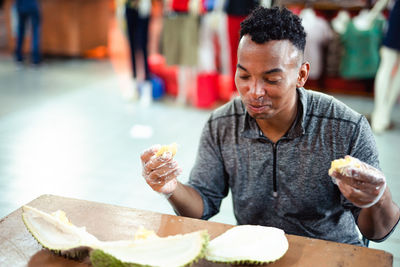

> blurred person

[
  {"left": 371, "top": 0, "right": 400, "bottom": 134},
  {"left": 124, "top": 0, "right": 153, "bottom": 105},
  {"left": 140, "top": 6, "right": 400, "bottom": 245},
  {"left": 14, "top": 0, "right": 41, "bottom": 65}
]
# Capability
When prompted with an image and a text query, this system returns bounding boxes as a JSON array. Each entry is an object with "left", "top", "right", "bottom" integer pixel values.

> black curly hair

[{"left": 240, "top": 6, "right": 306, "bottom": 52}]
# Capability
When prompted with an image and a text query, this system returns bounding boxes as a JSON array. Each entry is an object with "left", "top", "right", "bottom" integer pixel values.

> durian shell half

[
  {"left": 90, "top": 230, "right": 209, "bottom": 267},
  {"left": 22, "top": 205, "right": 100, "bottom": 254},
  {"left": 205, "top": 225, "right": 289, "bottom": 264}
]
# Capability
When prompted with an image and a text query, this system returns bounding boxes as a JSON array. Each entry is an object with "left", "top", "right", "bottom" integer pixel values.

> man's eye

[
  {"left": 265, "top": 78, "right": 280, "bottom": 84},
  {"left": 239, "top": 75, "right": 250, "bottom": 80}
]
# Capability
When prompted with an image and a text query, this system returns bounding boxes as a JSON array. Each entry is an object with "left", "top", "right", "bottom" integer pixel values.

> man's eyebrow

[
  {"left": 237, "top": 64, "right": 283, "bottom": 74},
  {"left": 263, "top": 68, "right": 283, "bottom": 74},
  {"left": 237, "top": 64, "right": 248, "bottom": 72}
]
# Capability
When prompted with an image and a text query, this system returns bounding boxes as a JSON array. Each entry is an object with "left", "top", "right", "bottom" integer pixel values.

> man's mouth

[{"left": 247, "top": 103, "right": 270, "bottom": 113}]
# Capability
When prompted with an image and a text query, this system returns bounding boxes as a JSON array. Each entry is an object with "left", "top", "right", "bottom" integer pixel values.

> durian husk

[
  {"left": 205, "top": 225, "right": 288, "bottom": 264},
  {"left": 90, "top": 230, "right": 209, "bottom": 267},
  {"left": 22, "top": 205, "right": 100, "bottom": 260},
  {"left": 22, "top": 205, "right": 209, "bottom": 267}
]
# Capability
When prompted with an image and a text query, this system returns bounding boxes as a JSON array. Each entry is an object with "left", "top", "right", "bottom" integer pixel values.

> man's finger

[
  {"left": 147, "top": 165, "right": 181, "bottom": 183},
  {"left": 140, "top": 144, "right": 161, "bottom": 163},
  {"left": 144, "top": 154, "right": 173, "bottom": 173},
  {"left": 332, "top": 169, "right": 384, "bottom": 186},
  {"left": 337, "top": 181, "right": 379, "bottom": 207},
  {"left": 348, "top": 167, "right": 385, "bottom": 184},
  {"left": 149, "top": 162, "right": 178, "bottom": 179},
  {"left": 146, "top": 169, "right": 181, "bottom": 192}
]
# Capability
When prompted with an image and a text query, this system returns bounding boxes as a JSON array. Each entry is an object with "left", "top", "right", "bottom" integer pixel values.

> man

[{"left": 141, "top": 6, "right": 399, "bottom": 245}]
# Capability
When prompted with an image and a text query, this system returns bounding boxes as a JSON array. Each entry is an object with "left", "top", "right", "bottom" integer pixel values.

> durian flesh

[
  {"left": 155, "top": 143, "right": 178, "bottom": 157},
  {"left": 205, "top": 225, "right": 289, "bottom": 264},
  {"left": 22, "top": 205, "right": 208, "bottom": 267},
  {"left": 328, "top": 155, "right": 361, "bottom": 176}
]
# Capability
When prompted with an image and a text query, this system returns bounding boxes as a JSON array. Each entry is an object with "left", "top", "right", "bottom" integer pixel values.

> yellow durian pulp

[
  {"left": 329, "top": 156, "right": 361, "bottom": 176},
  {"left": 134, "top": 226, "right": 159, "bottom": 241},
  {"left": 155, "top": 143, "right": 178, "bottom": 157}
]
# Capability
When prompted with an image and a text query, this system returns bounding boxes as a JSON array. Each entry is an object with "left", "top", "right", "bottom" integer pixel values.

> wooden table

[{"left": 0, "top": 194, "right": 393, "bottom": 266}]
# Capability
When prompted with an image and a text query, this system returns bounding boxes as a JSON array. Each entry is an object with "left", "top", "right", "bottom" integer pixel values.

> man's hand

[
  {"left": 140, "top": 145, "right": 182, "bottom": 196},
  {"left": 329, "top": 156, "right": 386, "bottom": 208}
]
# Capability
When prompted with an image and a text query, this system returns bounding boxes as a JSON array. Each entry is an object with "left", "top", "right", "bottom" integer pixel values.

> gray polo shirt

[{"left": 187, "top": 87, "right": 379, "bottom": 245}]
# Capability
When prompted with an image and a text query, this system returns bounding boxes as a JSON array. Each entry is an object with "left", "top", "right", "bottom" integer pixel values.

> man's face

[{"left": 235, "top": 36, "right": 305, "bottom": 120}]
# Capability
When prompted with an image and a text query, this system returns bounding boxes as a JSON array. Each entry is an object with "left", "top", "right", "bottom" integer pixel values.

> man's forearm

[
  {"left": 168, "top": 182, "right": 204, "bottom": 219},
  {"left": 358, "top": 187, "right": 400, "bottom": 240}
]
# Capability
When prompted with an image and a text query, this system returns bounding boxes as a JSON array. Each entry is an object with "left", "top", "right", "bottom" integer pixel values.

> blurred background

[{"left": 0, "top": 0, "right": 399, "bottom": 265}]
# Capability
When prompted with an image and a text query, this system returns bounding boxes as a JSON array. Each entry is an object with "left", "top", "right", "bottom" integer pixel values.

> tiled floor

[{"left": 0, "top": 52, "right": 399, "bottom": 265}]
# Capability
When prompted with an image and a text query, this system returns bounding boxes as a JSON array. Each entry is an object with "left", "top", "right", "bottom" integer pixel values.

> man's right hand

[{"left": 140, "top": 145, "right": 182, "bottom": 196}]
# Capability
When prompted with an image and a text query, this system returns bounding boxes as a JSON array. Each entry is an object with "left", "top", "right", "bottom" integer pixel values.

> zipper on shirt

[{"left": 272, "top": 142, "right": 278, "bottom": 197}]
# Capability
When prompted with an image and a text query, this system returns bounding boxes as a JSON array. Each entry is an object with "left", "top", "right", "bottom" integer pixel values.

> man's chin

[{"left": 248, "top": 112, "right": 273, "bottom": 120}]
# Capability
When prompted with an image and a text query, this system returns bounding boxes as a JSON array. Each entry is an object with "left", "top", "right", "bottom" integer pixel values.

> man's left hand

[{"left": 330, "top": 156, "right": 387, "bottom": 208}]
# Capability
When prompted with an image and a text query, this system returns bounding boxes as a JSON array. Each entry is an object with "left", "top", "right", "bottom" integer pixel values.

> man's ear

[{"left": 296, "top": 62, "right": 310, "bottom": 88}]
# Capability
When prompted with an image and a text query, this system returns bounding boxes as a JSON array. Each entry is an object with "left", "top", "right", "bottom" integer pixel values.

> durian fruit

[
  {"left": 91, "top": 230, "right": 209, "bottom": 267},
  {"left": 22, "top": 205, "right": 209, "bottom": 267},
  {"left": 328, "top": 155, "right": 361, "bottom": 176},
  {"left": 22, "top": 205, "right": 100, "bottom": 259},
  {"left": 205, "top": 225, "right": 288, "bottom": 264},
  {"left": 155, "top": 143, "right": 178, "bottom": 157}
]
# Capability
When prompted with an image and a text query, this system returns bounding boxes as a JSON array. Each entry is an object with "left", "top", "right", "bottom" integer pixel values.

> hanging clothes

[
  {"left": 225, "top": 0, "right": 259, "bottom": 97},
  {"left": 300, "top": 8, "right": 333, "bottom": 80},
  {"left": 162, "top": 14, "right": 199, "bottom": 67},
  {"left": 171, "top": 0, "right": 189, "bottom": 12},
  {"left": 327, "top": 11, "right": 350, "bottom": 77},
  {"left": 339, "top": 18, "right": 385, "bottom": 79},
  {"left": 204, "top": 0, "right": 217, "bottom": 11},
  {"left": 224, "top": 0, "right": 259, "bottom": 16},
  {"left": 161, "top": 0, "right": 200, "bottom": 67},
  {"left": 382, "top": 0, "right": 400, "bottom": 51},
  {"left": 198, "top": 9, "right": 230, "bottom": 74},
  {"left": 325, "top": 32, "right": 344, "bottom": 77}
]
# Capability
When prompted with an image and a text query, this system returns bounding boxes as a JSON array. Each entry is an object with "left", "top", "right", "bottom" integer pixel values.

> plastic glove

[
  {"left": 140, "top": 145, "right": 182, "bottom": 197},
  {"left": 329, "top": 155, "right": 387, "bottom": 208}
]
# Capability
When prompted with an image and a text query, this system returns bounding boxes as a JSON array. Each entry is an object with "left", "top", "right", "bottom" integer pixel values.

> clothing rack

[{"left": 276, "top": 0, "right": 371, "bottom": 10}]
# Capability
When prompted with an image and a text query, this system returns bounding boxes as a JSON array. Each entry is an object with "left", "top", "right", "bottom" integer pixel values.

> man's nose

[{"left": 249, "top": 80, "right": 265, "bottom": 98}]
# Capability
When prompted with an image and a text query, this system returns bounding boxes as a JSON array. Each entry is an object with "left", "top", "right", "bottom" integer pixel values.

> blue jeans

[{"left": 15, "top": 8, "right": 41, "bottom": 64}]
